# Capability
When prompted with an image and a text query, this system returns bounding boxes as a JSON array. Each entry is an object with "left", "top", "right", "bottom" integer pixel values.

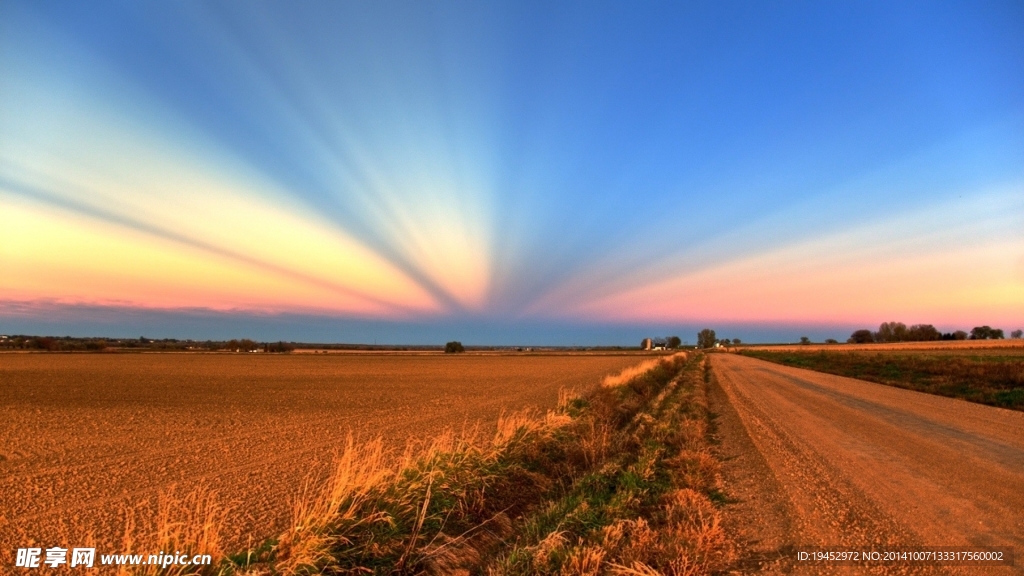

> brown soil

[
  {"left": 0, "top": 352, "right": 645, "bottom": 558},
  {"left": 709, "top": 353, "right": 1024, "bottom": 575}
]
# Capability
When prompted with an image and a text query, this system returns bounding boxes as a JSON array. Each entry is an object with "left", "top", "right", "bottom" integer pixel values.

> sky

[{"left": 1, "top": 1, "right": 1022, "bottom": 345}]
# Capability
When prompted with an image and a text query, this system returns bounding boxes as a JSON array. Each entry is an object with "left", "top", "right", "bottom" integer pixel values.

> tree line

[
  {"left": 848, "top": 322, "right": 1019, "bottom": 344},
  {"left": 0, "top": 335, "right": 295, "bottom": 352},
  {"left": 687, "top": 323, "right": 1022, "bottom": 349}
]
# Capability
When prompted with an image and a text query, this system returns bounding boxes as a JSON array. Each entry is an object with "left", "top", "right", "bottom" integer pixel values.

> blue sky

[{"left": 1, "top": 1, "right": 1022, "bottom": 344}]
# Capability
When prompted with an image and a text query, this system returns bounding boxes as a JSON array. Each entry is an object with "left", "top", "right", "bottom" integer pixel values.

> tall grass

[
  {"left": 117, "top": 487, "right": 226, "bottom": 576},
  {"left": 130, "top": 352, "right": 728, "bottom": 575},
  {"left": 601, "top": 353, "right": 686, "bottom": 388},
  {"left": 484, "top": 355, "right": 729, "bottom": 575}
]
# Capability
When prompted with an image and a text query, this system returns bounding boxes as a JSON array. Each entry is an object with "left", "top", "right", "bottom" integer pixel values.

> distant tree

[
  {"left": 954, "top": 330, "right": 968, "bottom": 340},
  {"left": 1012, "top": 329, "right": 1023, "bottom": 339},
  {"left": 225, "top": 338, "right": 259, "bottom": 352},
  {"left": 907, "top": 324, "right": 941, "bottom": 341},
  {"left": 264, "top": 341, "right": 294, "bottom": 353},
  {"left": 874, "top": 322, "right": 908, "bottom": 343},
  {"left": 29, "top": 337, "right": 58, "bottom": 351},
  {"left": 799, "top": 336, "right": 811, "bottom": 345},
  {"left": 697, "top": 329, "right": 717, "bottom": 349},
  {"left": 848, "top": 329, "right": 874, "bottom": 344},
  {"left": 696, "top": 329, "right": 715, "bottom": 349},
  {"left": 444, "top": 341, "right": 465, "bottom": 353},
  {"left": 825, "top": 339, "right": 839, "bottom": 344},
  {"left": 84, "top": 339, "right": 108, "bottom": 351},
  {"left": 732, "top": 338, "right": 741, "bottom": 346},
  {"left": 666, "top": 336, "right": 682, "bottom": 349},
  {"left": 970, "top": 326, "right": 1004, "bottom": 340}
]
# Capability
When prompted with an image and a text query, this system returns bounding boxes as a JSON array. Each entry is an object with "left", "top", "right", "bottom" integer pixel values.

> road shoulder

[{"left": 707, "top": 363, "right": 798, "bottom": 573}]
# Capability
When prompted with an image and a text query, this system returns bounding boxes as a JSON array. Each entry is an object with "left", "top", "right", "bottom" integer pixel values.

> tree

[
  {"left": 444, "top": 341, "right": 465, "bottom": 353},
  {"left": 970, "top": 326, "right": 1004, "bottom": 340},
  {"left": 697, "top": 328, "right": 717, "bottom": 349},
  {"left": 226, "top": 339, "right": 259, "bottom": 352},
  {"left": 84, "top": 339, "right": 108, "bottom": 351},
  {"left": 848, "top": 329, "right": 874, "bottom": 344},
  {"left": 874, "top": 321, "right": 908, "bottom": 343},
  {"left": 265, "top": 341, "right": 294, "bottom": 353},
  {"left": 732, "top": 338, "right": 741, "bottom": 346},
  {"left": 799, "top": 336, "right": 811, "bottom": 345},
  {"left": 825, "top": 338, "right": 839, "bottom": 344},
  {"left": 666, "top": 336, "right": 682, "bottom": 349},
  {"left": 907, "top": 324, "right": 941, "bottom": 341},
  {"left": 1012, "top": 329, "right": 1023, "bottom": 339}
]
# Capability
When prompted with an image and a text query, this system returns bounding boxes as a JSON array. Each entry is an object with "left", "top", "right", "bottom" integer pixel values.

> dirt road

[{"left": 709, "top": 353, "right": 1024, "bottom": 574}]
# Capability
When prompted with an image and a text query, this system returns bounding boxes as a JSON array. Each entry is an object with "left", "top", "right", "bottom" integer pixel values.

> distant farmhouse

[{"left": 641, "top": 337, "right": 668, "bottom": 351}]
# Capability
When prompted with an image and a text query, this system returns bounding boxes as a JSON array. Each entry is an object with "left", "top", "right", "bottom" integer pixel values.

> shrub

[{"left": 445, "top": 341, "right": 465, "bottom": 353}]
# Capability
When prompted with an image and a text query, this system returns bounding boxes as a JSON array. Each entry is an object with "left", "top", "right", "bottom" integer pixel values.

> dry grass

[
  {"left": 1, "top": 352, "right": 729, "bottom": 574},
  {"left": 117, "top": 488, "right": 226, "bottom": 576},
  {"left": 482, "top": 354, "right": 730, "bottom": 576},
  {"left": 601, "top": 358, "right": 664, "bottom": 388},
  {"left": 112, "top": 352, "right": 729, "bottom": 576},
  {"left": 0, "top": 352, "right": 644, "bottom": 554}
]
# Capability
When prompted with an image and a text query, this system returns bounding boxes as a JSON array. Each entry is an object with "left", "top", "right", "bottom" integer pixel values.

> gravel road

[{"left": 709, "top": 353, "right": 1024, "bottom": 574}]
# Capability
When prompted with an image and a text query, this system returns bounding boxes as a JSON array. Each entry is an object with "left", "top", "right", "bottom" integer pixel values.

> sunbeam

[{"left": 1, "top": 0, "right": 1022, "bottom": 342}]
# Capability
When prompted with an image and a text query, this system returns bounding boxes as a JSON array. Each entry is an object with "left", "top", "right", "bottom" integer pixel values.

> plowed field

[{"left": 0, "top": 352, "right": 648, "bottom": 557}]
